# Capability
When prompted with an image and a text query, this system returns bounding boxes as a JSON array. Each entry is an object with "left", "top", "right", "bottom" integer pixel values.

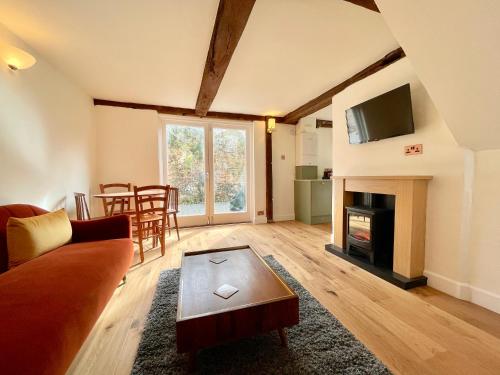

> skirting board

[
  {"left": 424, "top": 270, "right": 500, "bottom": 314},
  {"left": 253, "top": 216, "right": 268, "bottom": 224},
  {"left": 273, "top": 213, "right": 295, "bottom": 222}
]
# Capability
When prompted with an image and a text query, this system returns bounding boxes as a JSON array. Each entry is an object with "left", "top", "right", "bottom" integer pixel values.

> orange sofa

[{"left": 0, "top": 204, "right": 134, "bottom": 375}]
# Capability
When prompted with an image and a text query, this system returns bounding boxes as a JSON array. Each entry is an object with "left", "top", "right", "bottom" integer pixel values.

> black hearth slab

[{"left": 325, "top": 244, "right": 427, "bottom": 290}]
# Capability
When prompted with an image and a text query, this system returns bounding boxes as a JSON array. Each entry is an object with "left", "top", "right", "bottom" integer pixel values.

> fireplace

[
  {"left": 346, "top": 206, "right": 394, "bottom": 268},
  {"left": 326, "top": 175, "right": 432, "bottom": 289}
]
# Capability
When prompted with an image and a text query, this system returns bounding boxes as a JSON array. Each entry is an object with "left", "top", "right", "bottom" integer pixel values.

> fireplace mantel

[{"left": 331, "top": 175, "right": 432, "bottom": 279}]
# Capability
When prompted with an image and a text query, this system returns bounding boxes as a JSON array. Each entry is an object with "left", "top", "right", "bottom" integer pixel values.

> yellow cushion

[{"left": 7, "top": 209, "right": 72, "bottom": 268}]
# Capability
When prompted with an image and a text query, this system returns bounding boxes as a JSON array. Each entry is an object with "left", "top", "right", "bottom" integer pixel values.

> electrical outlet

[
  {"left": 257, "top": 210, "right": 265, "bottom": 216},
  {"left": 281, "top": 154, "right": 286, "bottom": 160},
  {"left": 404, "top": 144, "right": 423, "bottom": 156}
]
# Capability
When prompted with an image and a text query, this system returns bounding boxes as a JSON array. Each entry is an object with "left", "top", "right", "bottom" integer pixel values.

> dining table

[{"left": 93, "top": 189, "right": 166, "bottom": 216}]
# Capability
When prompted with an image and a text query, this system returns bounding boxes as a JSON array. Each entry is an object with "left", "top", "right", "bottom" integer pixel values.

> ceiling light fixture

[
  {"left": 0, "top": 42, "right": 36, "bottom": 71},
  {"left": 266, "top": 117, "right": 276, "bottom": 134}
]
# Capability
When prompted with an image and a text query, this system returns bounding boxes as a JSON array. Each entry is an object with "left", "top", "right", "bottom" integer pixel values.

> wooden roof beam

[
  {"left": 281, "top": 47, "right": 405, "bottom": 124},
  {"left": 93, "top": 99, "right": 284, "bottom": 123},
  {"left": 343, "top": 0, "right": 380, "bottom": 13},
  {"left": 195, "top": 0, "right": 256, "bottom": 116}
]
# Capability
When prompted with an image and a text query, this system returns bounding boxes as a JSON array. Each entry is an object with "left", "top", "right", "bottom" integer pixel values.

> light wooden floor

[{"left": 68, "top": 221, "right": 500, "bottom": 375}]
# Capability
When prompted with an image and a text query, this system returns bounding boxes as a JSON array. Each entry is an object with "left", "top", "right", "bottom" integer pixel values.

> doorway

[{"left": 164, "top": 119, "right": 252, "bottom": 227}]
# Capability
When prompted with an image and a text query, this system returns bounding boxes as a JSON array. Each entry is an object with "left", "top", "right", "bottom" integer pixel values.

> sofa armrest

[{"left": 71, "top": 215, "right": 131, "bottom": 243}]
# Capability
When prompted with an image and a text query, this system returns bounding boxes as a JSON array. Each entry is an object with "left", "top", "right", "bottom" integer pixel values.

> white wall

[
  {"left": 310, "top": 106, "right": 334, "bottom": 178},
  {"left": 272, "top": 123, "right": 296, "bottom": 221},
  {"left": 93, "top": 105, "right": 162, "bottom": 215},
  {"left": 253, "top": 121, "right": 267, "bottom": 224},
  {"left": 332, "top": 58, "right": 469, "bottom": 290},
  {"left": 317, "top": 127, "right": 332, "bottom": 178},
  {"left": 0, "top": 23, "right": 95, "bottom": 217},
  {"left": 94, "top": 107, "right": 161, "bottom": 195},
  {"left": 468, "top": 150, "right": 500, "bottom": 311},
  {"left": 94, "top": 106, "right": 269, "bottom": 223},
  {"left": 376, "top": 0, "right": 500, "bottom": 151}
]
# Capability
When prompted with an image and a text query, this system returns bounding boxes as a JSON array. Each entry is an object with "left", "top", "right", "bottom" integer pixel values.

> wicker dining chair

[
  {"left": 166, "top": 187, "right": 180, "bottom": 240},
  {"left": 133, "top": 185, "right": 169, "bottom": 263},
  {"left": 99, "top": 183, "right": 134, "bottom": 216},
  {"left": 74, "top": 192, "right": 91, "bottom": 221}
]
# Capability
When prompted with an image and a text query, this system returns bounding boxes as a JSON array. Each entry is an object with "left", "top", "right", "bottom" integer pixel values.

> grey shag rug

[{"left": 132, "top": 256, "right": 391, "bottom": 374}]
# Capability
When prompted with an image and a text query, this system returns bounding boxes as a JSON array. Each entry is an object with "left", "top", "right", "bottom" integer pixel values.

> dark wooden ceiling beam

[
  {"left": 93, "top": 99, "right": 284, "bottom": 123},
  {"left": 343, "top": 0, "right": 380, "bottom": 13},
  {"left": 95, "top": 46, "right": 404, "bottom": 125},
  {"left": 281, "top": 47, "right": 405, "bottom": 124},
  {"left": 195, "top": 0, "right": 256, "bottom": 116},
  {"left": 265, "top": 123, "right": 273, "bottom": 222}
]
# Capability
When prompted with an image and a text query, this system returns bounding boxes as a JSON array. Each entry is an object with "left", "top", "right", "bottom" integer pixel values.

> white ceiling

[
  {"left": 0, "top": 0, "right": 219, "bottom": 108},
  {"left": 211, "top": 0, "right": 398, "bottom": 116},
  {"left": 0, "top": 0, "right": 398, "bottom": 116},
  {"left": 376, "top": 0, "right": 500, "bottom": 150}
]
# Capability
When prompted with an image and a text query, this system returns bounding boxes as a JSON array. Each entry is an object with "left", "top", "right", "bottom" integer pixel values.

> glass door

[
  {"left": 165, "top": 123, "right": 209, "bottom": 227},
  {"left": 210, "top": 126, "right": 250, "bottom": 224},
  {"left": 165, "top": 121, "right": 251, "bottom": 227}
]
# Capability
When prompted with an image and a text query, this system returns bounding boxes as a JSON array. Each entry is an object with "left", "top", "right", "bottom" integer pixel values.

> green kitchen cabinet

[
  {"left": 295, "top": 165, "right": 318, "bottom": 180},
  {"left": 294, "top": 179, "right": 332, "bottom": 224}
]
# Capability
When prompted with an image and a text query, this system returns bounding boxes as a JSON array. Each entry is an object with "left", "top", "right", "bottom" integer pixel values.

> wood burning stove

[{"left": 346, "top": 206, "right": 394, "bottom": 268}]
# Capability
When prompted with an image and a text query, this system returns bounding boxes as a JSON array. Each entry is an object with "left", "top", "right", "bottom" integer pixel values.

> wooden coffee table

[{"left": 176, "top": 245, "right": 299, "bottom": 366}]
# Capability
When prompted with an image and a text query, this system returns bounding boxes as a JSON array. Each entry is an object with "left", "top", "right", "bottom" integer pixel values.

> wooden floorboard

[{"left": 67, "top": 221, "right": 500, "bottom": 375}]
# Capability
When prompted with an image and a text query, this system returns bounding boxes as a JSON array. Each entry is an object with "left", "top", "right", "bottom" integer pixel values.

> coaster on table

[
  {"left": 214, "top": 284, "right": 239, "bottom": 299},
  {"left": 209, "top": 256, "right": 227, "bottom": 264}
]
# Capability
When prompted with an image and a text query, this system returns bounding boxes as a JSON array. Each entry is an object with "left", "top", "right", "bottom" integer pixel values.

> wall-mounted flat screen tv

[{"left": 346, "top": 83, "right": 414, "bottom": 144}]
